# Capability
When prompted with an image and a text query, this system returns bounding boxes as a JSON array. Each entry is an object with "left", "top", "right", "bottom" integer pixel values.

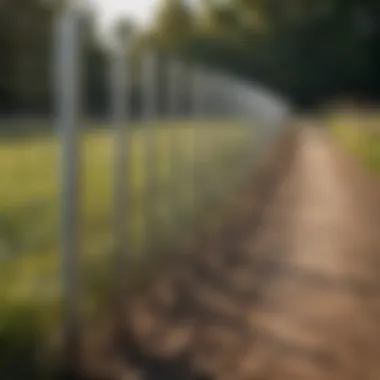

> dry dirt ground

[{"left": 85, "top": 126, "right": 380, "bottom": 380}]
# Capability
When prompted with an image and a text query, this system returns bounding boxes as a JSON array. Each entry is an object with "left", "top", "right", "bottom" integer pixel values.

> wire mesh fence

[{"left": 0, "top": 3, "right": 291, "bottom": 374}]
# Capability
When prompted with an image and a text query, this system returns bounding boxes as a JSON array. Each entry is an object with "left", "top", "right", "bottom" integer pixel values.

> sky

[
  {"left": 87, "top": 0, "right": 201, "bottom": 33},
  {"left": 88, "top": 0, "right": 160, "bottom": 30}
]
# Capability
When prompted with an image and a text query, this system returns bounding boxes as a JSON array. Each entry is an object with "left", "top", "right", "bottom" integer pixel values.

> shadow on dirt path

[{"left": 84, "top": 126, "right": 380, "bottom": 380}]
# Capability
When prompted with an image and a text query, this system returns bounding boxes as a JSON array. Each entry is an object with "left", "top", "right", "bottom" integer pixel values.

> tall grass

[
  {"left": 0, "top": 120, "right": 253, "bottom": 378},
  {"left": 329, "top": 112, "right": 380, "bottom": 173}
]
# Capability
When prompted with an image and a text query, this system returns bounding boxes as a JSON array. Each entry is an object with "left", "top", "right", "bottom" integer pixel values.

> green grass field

[
  {"left": 0, "top": 119, "right": 254, "bottom": 378},
  {"left": 328, "top": 111, "right": 380, "bottom": 173}
]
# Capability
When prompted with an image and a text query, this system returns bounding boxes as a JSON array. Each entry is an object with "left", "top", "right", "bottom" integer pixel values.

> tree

[
  {"left": 0, "top": 0, "right": 55, "bottom": 114},
  {"left": 152, "top": 0, "right": 195, "bottom": 53}
]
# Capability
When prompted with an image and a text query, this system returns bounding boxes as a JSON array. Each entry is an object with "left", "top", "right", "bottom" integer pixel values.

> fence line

[{"left": 0, "top": 2, "right": 292, "bottom": 372}]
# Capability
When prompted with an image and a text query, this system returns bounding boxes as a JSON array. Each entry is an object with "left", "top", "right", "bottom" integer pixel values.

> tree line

[{"left": 1, "top": 0, "right": 379, "bottom": 117}]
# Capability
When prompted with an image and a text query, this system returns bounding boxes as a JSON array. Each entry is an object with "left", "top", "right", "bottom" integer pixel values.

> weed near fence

[
  {"left": 0, "top": 119, "right": 252, "bottom": 379},
  {"left": 329, "top": 112, "right": 380, "bottom": 173}
]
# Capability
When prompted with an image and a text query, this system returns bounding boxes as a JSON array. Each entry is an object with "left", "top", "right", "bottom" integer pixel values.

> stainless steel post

[
  {"left": 167, "top": 58, "right": 181, "bottom": 232},
  {"left": 55, "top": 2, "right": 82, "bottom": 374},
  {"left": 110, "top": 27, "right": 130, "bottom": 298},
  {"left": 191, "top": 65, "right": 203, "bottom": 219},
  {"left": 142, "top": 50, "right": 157, "bottom": 254}
]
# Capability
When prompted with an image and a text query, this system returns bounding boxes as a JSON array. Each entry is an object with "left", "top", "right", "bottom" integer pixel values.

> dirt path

[
  {"left": 240, "top": 127, "right": 380, "bottom": 380},
  {"left": 90, "top": 126, "right": 380, "bottom": 380}
]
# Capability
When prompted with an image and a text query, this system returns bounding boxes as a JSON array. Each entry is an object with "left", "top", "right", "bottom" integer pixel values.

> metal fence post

[
  {"left": 210, "top": 72, "right": 222, "bottom": 203},
  {"left": 142, "top": 49, "right": 157, "bottom": 254},
  {"left": 167, "top": 58, "right": 185, "bottom": 233},
  {"left": 167, "top": 57, "right": 178, "bottom": 232},
  {"left": 191, "top": 64, "right": 203, "bottom": 220},
  {"left": 182, "top": 60, "right": 195, "bottom": 223},
  {"left": 110, "top": 27, "right": 130, "bottom": 300},
  {"left": 200, "top": 68, "right": 213, "bottom": 210},
  {"left": 168, "top": 58, "right": 179, "bottom": 118},
  {"left": 55, "top": 3, "right": 82, "bottom": 374}
]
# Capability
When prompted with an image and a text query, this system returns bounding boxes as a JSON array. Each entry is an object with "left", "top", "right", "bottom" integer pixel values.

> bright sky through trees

[
  {"left": 88, "top": 0, "right": 159, "bottom": 29},
  {"left": 88, "top": 0, "right": 199, "bottom": 31}
]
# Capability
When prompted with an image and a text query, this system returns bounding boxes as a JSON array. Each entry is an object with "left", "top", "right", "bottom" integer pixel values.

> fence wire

[{"left": 0, "top": 4, "right": 291, "bottom": 372}]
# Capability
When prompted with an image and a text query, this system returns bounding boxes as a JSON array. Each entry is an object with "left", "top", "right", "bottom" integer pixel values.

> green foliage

[
  {"left": 0, "top": 120, "right": 252, "bottom": 379},
  {"left": 0, "top": 0, "right": 55, "bottom": 113},
  {"left": 0, "top": 307, "right": 48, "bottom": 380},
  {"left": 152, "top": 0, "right": 380, "bottom": 107},
  {"left": 153, "top": 0, "right": 195, "bottom": 52},
  {"left": 1, "top": 0, "right": 379, "bottom": 113},
  {"left": 330, "top": 112, "right": 380, "bottom": 173}
]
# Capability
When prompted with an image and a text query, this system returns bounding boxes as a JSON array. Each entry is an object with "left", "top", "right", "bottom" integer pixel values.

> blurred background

[
  {"left": 0, "top": 0, "right": 380, "bottom": 379},
  {"left": 1, "top": 0, "right": 379, "bottom": 115}
]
